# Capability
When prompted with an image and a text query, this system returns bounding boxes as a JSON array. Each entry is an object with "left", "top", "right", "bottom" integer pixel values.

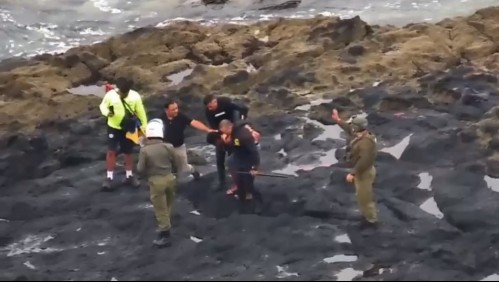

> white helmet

[{"left": 146, "top": 119, "right": 164, "bottom": 139}]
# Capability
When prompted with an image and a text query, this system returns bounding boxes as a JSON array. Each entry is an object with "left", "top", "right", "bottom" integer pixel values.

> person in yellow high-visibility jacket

[{"left": 99, "top": 77, "right": 148, "bottom": 191}]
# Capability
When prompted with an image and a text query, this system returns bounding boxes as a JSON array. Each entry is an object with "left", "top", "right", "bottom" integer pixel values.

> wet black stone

[
  {"left": 348, "top": 45, "right": 366, "bottom": 56},
  {"left": 258, "top": 0, "right": 301, "bottom": 11},
  {"left": 223, "top": 71, "right": 250, "bottom": 86}
]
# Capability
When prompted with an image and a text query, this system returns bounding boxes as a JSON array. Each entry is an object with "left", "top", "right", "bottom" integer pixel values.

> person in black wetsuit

[
  {"left": 219, "top": 119, "right": 263, "bottom": 213},
  {"left": 204, "top": 94, "right": 258, "bottom": 191}
]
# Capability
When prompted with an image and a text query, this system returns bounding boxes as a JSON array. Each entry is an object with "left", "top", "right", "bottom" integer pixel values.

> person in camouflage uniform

[{"left": 332, "top": 109, "right": 378, "bottom": 227}]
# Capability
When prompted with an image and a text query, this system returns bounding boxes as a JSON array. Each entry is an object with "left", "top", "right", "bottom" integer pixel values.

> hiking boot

[
  {"left": 192, "top": 171, "right": 201, "bottom": 181},
  {"left": 101, "top": 178, "right": 114, "bottom": 192},
  {"left": 359, "top": 220, "right": 379, "bottom": 231},
  {"left": 125, "top": 175, "right": 140, "bottom": 188},
  {"left": 153, "top": 231, "right": 172, "bottom": 248}
]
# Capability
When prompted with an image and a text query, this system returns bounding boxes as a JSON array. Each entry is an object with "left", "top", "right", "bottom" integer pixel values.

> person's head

[
  {"left": 347, "top": 115, "right": 369, "bottom": 137},
  {"left": 115, "top": 77, "right": 133, "bottom": 98},
  {"left": 219, "top": 119, "right": 233, "bottom": 135},
  {"left": 145, "top": 119, "right": 164, "bottom": 140},
  {"left": 203, "top": 94, "right": 218, "bottom": 112},
  {"left": 164, "top": 99, "right": 179, "bottom": 118}
]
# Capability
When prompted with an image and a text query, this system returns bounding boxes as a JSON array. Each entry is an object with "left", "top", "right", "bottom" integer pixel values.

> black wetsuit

[{"left": 227, "top": 121, "right": 263, "bottom": 208}]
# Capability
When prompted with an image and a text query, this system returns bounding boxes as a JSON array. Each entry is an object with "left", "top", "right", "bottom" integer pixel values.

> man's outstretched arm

[{"left": 191, "top": 119, "right": 216, "bottom": 133}]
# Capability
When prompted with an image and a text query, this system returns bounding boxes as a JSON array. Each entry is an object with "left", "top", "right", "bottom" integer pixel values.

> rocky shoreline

[{"left": 1, "top": 6, "right": 499, "bottom": 281}]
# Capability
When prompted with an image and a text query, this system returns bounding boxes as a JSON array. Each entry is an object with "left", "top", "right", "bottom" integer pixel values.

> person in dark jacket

[
  {"left": 204, "top": 94, "right": 259, "bottom": 191},
  {"left": 219, "top": 119, "right": 263, "bottom": 213}
]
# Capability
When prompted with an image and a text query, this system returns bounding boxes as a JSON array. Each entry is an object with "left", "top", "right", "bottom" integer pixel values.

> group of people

[{"left": 98, "top": 77, "right": 379, "bottom": 248}]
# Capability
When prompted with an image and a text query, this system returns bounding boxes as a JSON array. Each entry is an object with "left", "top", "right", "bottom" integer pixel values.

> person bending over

[{"left": 219, "top": 119, "right": 263, "bottom": 213}]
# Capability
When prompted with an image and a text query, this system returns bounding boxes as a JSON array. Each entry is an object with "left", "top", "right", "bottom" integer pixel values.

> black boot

[
  {"left": 192, "top": 171, "right": 201, "bottom": 181},
  {"left": 359, "top": 219, "right": 379, "bottom": 231},
  {"left": 101, "top": 178, "right": 114, "bottom": 192},
  {"left": 153, "top": 231, "right": 172, "bottom": 248},
  {"left": 125, "top": 175, "right": 140, "bottom": 188}
]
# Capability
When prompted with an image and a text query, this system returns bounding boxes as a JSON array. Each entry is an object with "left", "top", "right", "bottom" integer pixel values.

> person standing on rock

[
  {"left": 204, "top": 94, "right": 260, "bottom": 192},
  {"left": 137, "top": 119, "right": 181, "bottom": 248},
  {"left": 159, "top": 98, "right": 216, "bottom": 180},
  {"left": 218, "top": 119, "right": 263, "bottom": 213},
  {"left": 99, "top": 77, "right": 148, "bottom": 191},
  {"left": 332, "top": 109, "right": 379, "bottom": 228}
]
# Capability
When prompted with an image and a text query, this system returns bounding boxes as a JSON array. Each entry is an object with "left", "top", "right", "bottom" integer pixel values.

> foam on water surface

[
  {"left": 1, "top": 233, "right": 116, "bottom": 258},
  {"left": 323, "top": 255, "right": 358, "bottom": 264},
  {"left": 190, "top": 236, "right": 203, "bottom": 243},
  {"left": 276, "top": 265, "right": 299, "bottom": 279},
  {"left": 484, "top": 176, "right": 499, "bottom": 193},
  {"left": 417, "top": 172, "right": 433, "bottom": 190},
  {"left": 190, "top": 210, "right": 201, "bottom": 216},
  {"left": 420, "top": 197, "right": 444, "bottom": 219},
  {"left": 335, "top": 234, "right": 351, "bottom": 244},
  {"left": 335, "top": 268, "right": 363, "bottom": 281},
  {"left": 137, "top": 203, "right": 153, "bottom": 209},
  {"left": 482, "top": 274, "right": 499, "bottom": 281},
  {"left": 24, "top": 261, "right": 36, "bottom": 270}
]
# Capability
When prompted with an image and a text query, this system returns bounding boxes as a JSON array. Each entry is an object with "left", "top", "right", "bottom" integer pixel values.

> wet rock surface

[{"left": 2, "top": 6, "right": 499, "bottom": 281}]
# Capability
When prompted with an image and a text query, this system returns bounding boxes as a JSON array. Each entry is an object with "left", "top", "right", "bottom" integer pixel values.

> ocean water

[{"left": 0, "top": 0, "right": 498, "bottom": 60}]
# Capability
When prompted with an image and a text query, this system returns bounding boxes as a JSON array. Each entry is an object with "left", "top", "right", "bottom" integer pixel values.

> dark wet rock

[
  {"left": 308, "top": 16, "right": 373, "bottom": 49},
  {"left": 202, "top": 0, "right": 228, "bottom": 4},
  {"left": 187, "top": 150, "right": 208, "bottom": 166},
  {"left": 487, "top": 134, "right": 499, "bottom": 151},
  {"left": 485, "top": 158, "right": 499, "bottom": 178},
  {"left": 0, "top": 57, "right": 35, "bottom": 72},
  {"left": 309, "top": 97, "right": 357, "bottom": 125},
  {"left": 378, "top": 93, "right": 432, "bottom": 112},
  {"left": 253, "top": 88, "right": 306, "bottom": 110},
  {"left": 400, "top": 130, "right": 472, "bottom": 165},
  {"left": 302, "top": 122, "right": 322, "bottom": 140},
  {"left": 459, "top": 126, "right": 479, "bottom": 143},
  {"left": 223, "top": 70, "right": 249, "bottom": 86},
  {"left": 348, "top": 87, "right": 389, "bottom": 109},
  {"left": 432, "top": 169, "right": 499, "bottom": 232},
  {"left": 258, "top": 0, "right": 301, "bottom": 11},
  {"left": 264, "top": 67, "right": 317, "bottom": 88},
  {"left": 347, "top": 45, "right": 366, "bottom": 56}
]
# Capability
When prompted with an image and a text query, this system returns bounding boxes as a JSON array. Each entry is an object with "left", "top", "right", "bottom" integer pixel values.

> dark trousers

[
  {"left": 215, "top": 140, "right": 228, "bottom": 184},
  {"left": 235, "top": 172, "right": 263, "bottom": 204}
]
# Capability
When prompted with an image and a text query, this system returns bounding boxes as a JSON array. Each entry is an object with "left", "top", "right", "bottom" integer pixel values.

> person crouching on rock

[
  {"left": 99, "top": 77, "right": 148, "bottom": 191},
  {"left": 137, "top": 119, "right": 181, "bottom": 248},
  {"left": 218, "top": 119, "right": 263, "bottom": 213},
  {"left": 331, "top": 109, "right": 378, "bottom": 228},
  {"left": 204, "top": 94, "right": 260, "bottom": 194}
]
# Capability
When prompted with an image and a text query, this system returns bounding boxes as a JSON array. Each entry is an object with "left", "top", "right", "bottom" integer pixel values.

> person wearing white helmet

[
  {"left": 137, "top": 119, "right": 181, "bottom": 248},
  {"left": 332, "top": 109, "right": 378, "bottom": 229}
]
